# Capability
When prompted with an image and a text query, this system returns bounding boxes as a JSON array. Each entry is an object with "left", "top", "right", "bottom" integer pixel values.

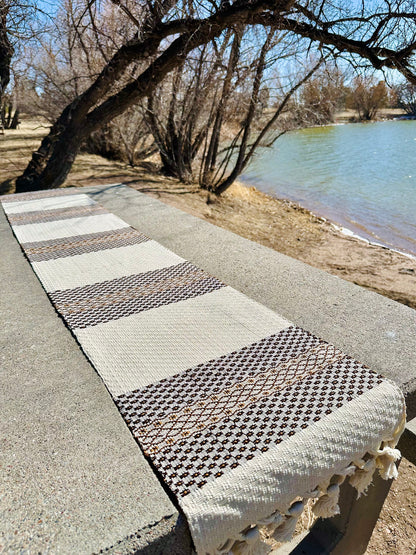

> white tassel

[
  {"left": 288, "top": 500, "right": 305, "bottom": 518},
  {"left": 273, "top": 501, "right": 304, "bottom": 543},
  {"left": 230, "top": 526, "right": 267, "bottom": 555},
  {"left": 257, "top": 509, "right": 284, "bottom": 527},
  {"left": 349, "top": 458, "right": 377, "bottom": 497},
  {"left": 338, "top": 465, "right": 356, "bottom": 478},
  {"left": 306, "top": 488, "right": 320, "bottom": 499},
  {"left": 316, "top": 475, "right": 331, "bottom": 493},
  {"left": 353, "top": 458, "right": 366, "bottom": 469},
  {"left": 375, "top": 446, "right": 401, "bottom": 480},
  {"left": 242, "top": 526, "right": 260, "bottom": 545},
  {"left": 273, "top": 517, "right": 298, "bottom": 543},
  {"left": 215, "top": 537, "right": 235, "bottom": 554},
  {"left": 259, "top": 511, "right": 285, "bottom": 536},
  {"left": 215, "top": 431, "right": 405, "bottom": 554},
  {"left": 313, "top": 483, "right": 341, "bottom": 518}
]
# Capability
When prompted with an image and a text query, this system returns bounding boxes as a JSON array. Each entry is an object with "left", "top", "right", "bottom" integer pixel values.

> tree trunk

[
  {"left": 10, "top": 107, "right": 19, "bottom": 128},
  {"left": 17, "top": 131, "right": 83, "bottom": 191},
  {"left": 0, "top": 3, "right": 13, "bottom": 101},
  {"left": 200, "top": 30, "right": 242, "bottom": 190},
  {"left": 212, "top": 29, "right": 273, "bottom": 195},
  {"left": 15, "top": 18, "right": 174, "bottom": 192},
  {"left": 15, "top": 104, "right": 83, "bottom": 191},
  {"left": 38, "top": 134, "right": 82, "bottom": 190},
  {"left": 147, "top": 66, "right": 198, "bottom": 184}
]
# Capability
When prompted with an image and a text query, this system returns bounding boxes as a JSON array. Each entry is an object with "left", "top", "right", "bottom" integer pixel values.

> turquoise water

[{"left": 241, "top": 121, "right": 416, "bottom": 256}]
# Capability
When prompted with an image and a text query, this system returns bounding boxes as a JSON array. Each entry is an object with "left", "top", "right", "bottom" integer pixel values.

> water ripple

[{"left": 243, "top": 121, "right": 416, "bottom": 256}]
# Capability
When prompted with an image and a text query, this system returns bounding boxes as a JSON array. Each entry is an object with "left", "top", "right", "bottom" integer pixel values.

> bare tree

[
  {"left": 346, "top": 75, "right": 388, "bottom": 120},
  {"left": 29, "top": 0, "right": 134, "bottom": 122},
  {"left": 295, "top": 65, "right": 346, "bottom": 126},
  {"left": 145, "top": 29, "right": 244, "bottom": 184},
  {"left": 146, "top": 41, "right": 223, "bottom": 183},
  {"left": 145, "top": 27, "right": 322, "bottom": 194},
  {"left": 0, "top": 0, "right": 41, "bottom": 129},
  {"left": 86, "top": 105, "right": 156, "bottom": 165},
  {"left": 206, "top": 28, "right": 311, "bottom": 195},
  {"left": 396, "top": 82, "right": 416, "bottom": 116},
  {"left": 199, "top": 28, "right": 244, "bottom": 189},
  {"left": 25, "top": 0, "right": 155, "bottom": 162},
  {"left": 15, "top": 0, "right": 416, "bottom": 193}
]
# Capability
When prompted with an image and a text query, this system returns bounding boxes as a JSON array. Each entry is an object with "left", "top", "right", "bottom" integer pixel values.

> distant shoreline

[{"left": 333, "top": 107, "right": 407, "bottom": 124}]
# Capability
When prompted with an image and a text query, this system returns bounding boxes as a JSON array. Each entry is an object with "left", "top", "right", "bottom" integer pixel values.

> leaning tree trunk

[
  {"left": 0, "top": 3, "right": 13, "bottom": 98},
  {"left": 14, "top": 8, "right": 176, "bottom": 192},
  {"left": 9, "top": 106, "right": 19, "bottom": 128},
  {"left": 14, "top": 0, "right": 282, "bottom": 193},
  {"left": 211, "top": 29, "right": 273, "bottom": 195},
  {"left": 15, "top": 103, "right": 86, "bottom": 191},
  {"left": 200, "top": 29, "right": 242, "bottom": 190},
  {"left": 14, "top": 0, "right": 416, "bottom": 192},
  {"left": 1, "top": 100, "right": 20, "bottom": 129},
  {"left": 37, "top": 130, "right": 85, "bottom": 189}
]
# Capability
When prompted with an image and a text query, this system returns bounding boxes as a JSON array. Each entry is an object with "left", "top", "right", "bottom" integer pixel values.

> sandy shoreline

[
  {"left": 229, "top": 183, "right": 416, "bottom": 310},
  {"left": 331, "top": 223, "right": 416, "bottom": 261}
]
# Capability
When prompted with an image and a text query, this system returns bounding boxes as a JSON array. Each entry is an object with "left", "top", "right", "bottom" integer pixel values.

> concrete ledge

[
  {"left": 1, "top": 183, "right": 415, "bottom": 554},
  {"left": 398, "top": 417, "right": 416, "bottom": 465},
  {"left": 0, "top": 197, "right": 185, "bottom": 553},
  {"left": 99, "top": 514, "right": 192, "bottom": 554}
]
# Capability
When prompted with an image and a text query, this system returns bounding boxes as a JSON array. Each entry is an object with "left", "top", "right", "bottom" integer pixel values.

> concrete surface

[
  {"left": 0, "top": 198, "right": 190, "bottom": 553},
  {"left": 1, "top": 182, "right": 415, "bottom": 554},
  {"left": 399, "top": 416, "right": 416, "bottom": 463}
]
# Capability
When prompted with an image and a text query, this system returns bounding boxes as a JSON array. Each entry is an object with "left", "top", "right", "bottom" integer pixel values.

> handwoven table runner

[{"left": 2, "top": 188, "right": 406, "bottom": 554}]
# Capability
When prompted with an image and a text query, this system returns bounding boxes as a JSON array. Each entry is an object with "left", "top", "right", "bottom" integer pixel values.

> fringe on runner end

[{"left": 212, "top": 419, "right": 406, "bottom": 555}]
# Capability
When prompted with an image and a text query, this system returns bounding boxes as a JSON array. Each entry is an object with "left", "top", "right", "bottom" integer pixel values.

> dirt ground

[{"left": 1, "top": 121, "right": 415, "bottom": 554}]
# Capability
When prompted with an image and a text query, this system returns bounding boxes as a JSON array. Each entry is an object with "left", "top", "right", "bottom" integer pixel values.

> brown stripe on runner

[
  {"left": 117, "top": 326, "right": 323, "bottom": 427},
  {"left": 7, "top": 204, "right": 107, "bottom": 225},
  {"left": 1, "top": 188, "right": 79, "bottom": 203},
  {"left": 49, "top": 261, "right": 226, "bottom": 328},
  {"left": 117, "top": 353, "right": 382, "bottom": 497},
  {"left": 22, "top": 228, "right": 149, "bottom": 261},
  {"left": 135, "top": 342, "right": 345, "bottom": 453}
]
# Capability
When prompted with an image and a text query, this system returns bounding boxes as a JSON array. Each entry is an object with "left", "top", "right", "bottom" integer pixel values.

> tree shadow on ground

[
  {"left": 68, "top": 158, "right": 201, "bottom": 197},
  {"left": 0, "top": 179, "right": 15, "bottom": 196}
]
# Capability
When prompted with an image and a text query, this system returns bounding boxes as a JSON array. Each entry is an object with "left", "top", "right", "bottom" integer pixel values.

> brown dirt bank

[{"left": 1, "top": 121, "right": 415, "bottom": 553}]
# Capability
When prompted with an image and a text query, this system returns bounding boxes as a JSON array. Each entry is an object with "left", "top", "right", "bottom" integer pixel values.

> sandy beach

[{"left": 1, "top": 121, "right": 415, "bottom": 553}]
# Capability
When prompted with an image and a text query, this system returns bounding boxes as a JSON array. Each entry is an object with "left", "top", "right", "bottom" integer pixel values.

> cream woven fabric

[{"left": 2, "top": 189, "right": 406, "bottom": 555}]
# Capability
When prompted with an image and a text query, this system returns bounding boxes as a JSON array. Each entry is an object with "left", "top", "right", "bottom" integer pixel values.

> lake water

[{"left": 241, "top": 120, "right": 416, "bottom": 257}]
